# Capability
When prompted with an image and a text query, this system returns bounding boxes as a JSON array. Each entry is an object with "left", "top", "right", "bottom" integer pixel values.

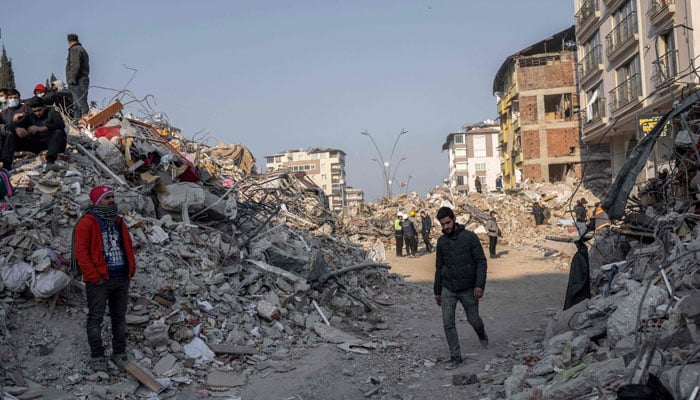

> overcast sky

[{"left": 3, "top": 1, "right": 574, "bottom": 200}]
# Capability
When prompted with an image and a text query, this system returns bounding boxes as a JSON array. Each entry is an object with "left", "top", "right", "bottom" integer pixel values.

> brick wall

[
  {"left": 522, "top": 129, "right": 540, "bottom": 159},
  {"left": 520, "top": 96, "right": 538, "bottom": 124},
  {"left": 546, "top": 128, "right": 580, "bottom": 157},
  {"left": 523, "top": 164, "right": 542, "bottom": 181},
  {"left": 517, "top": 54, "right": 575, "bottom": 90}
]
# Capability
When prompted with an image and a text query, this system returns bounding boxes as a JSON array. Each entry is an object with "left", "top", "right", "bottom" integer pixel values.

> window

[
  {"left": 610, "top": 55, "right": 641, "bottom": 112},
  {"left": 475, "top": 163, "right": 487, "bottom": 171},
  {"left": 585, "top": 82, "right": 605, "bottom": 123},
  {"left": 321, "top": 174, "right": 326, "bottom": 180},
  {"left": 544, "top": 94, "right": 574, "bottom": 121},
  {"left": 652, "top": 30, "right": 677, "bottom": 87},
  {"left": 456, "top": 176, "right": 464, "bottom": 185},
  {"left": 454, "top": 134, "right": 465, "bottom": 144},
  {"left": 473, "top": 135, "right": 486, "bottom": 157},
  {"left": 580, "top": 33, "right": 602, "bottom": 77}
]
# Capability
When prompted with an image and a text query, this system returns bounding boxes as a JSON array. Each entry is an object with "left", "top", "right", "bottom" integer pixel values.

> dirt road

[{"left": 241, "top": 244, "right": 569, "bottom": 399}]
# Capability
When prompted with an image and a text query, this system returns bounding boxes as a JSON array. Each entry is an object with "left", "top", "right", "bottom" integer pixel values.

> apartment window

[
  {"left": 475, "top": 163, "right": 487, "bottom": 171},
  {"left": 610, "top": 55, "right": 641, "bottom": 112},
  {"left": 606, "top": 1, "right": 638, "bottom": 57},
  {"left": 322, "top": 184, "right": 327, "bottom": 190},
  {"left": 585, "top": 83, "right": 605, "bottom": 123},
  {"left": 651, "top": 30, "right": 677, "bottom": 87},
  {"left": 473, "top": 135, "right": 486, "bottom": 157},
  {"left": 456, "top": 176, "right": 464, "bottom": 185},
  {"left": 321, "top": 174, "right": 326, "bottom": 180},
  {"left": 544, "top": 93, "right": 573, "bottom": 121},
  {"left": 454, "top": 134, "right": 465, "bottom": 144},
  {"left": 579, "top": 33, "right": 602, "bottom": 77}
]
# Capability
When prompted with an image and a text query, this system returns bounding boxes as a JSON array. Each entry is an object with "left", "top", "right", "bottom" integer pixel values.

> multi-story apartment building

[
  {"left": 442, "top": 122, "right": 501, "bottom": 194},
  {"left": 345, "top": 187, "right": 364, "bottom": 208},
  {"left": 575, "top": 0, "right": 700, "bottom": 182},
  {"left": 264, "top": 148, "right": 347, "bottom": 211},
  {"left": 493, "top": 26, "right": 588, "bottom": 190}
]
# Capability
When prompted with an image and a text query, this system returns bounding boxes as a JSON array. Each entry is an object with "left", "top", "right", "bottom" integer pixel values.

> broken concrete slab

[{"left": 205, "top": 370, "right": 246, "bottom": 388}]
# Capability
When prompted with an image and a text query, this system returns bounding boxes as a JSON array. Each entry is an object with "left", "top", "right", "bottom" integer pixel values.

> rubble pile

[
  {"left": 0, "top": 107, "right": 397, "bottom": 399},
  {"left": 341, "top": 181, "right": 603, "bottom": 254},
  {"left": 481, "top": 93, "right": 700, "bottom": 399}
]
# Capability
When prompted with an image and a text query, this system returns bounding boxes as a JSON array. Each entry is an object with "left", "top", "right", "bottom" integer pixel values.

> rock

[
  {"left": 452, "top": 374, "right": 478, "bottom": 385},
  {"left": 542, "top": 358, "right": 624, "bottom": 399},
  {"left": 257, "top": 299, "right": 280, "bottom": 321},
  {"left": 607, "top": 285, "right": 667, "bottom": 345}
]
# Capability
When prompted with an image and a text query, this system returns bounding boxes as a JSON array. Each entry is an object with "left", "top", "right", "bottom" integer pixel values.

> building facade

[
  {"left": 575, "top": 0, "right": 700, "bottom": 182},
  {"left": 264, "top": 148, "right": 347, "bottom": 211},
  {"left": 345, "top": 187, "right": 364, "bottom": 208},
  {"left": 493, "top": 26, "right": 586, "bottom": 189},
  {"left": 442, "top": 123, "right": 501, "bottom": 194}
]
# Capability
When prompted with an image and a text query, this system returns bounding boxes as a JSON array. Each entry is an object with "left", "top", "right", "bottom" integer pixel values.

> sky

[{"left": 3, "top": 1, "right": 574, "bottom": 201}]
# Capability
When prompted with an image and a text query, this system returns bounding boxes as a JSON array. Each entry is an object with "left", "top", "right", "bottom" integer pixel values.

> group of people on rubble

[
  {"left": 394, "top": 210, "right": 433, "bottom": 257},
  {"left": 0, "top": 33, "right": 89, "bottom": 172}
]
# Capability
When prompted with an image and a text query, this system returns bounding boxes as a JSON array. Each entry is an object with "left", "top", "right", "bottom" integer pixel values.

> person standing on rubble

[
  {"left": 72, "top": 186, "right": 136, "bottom": 372},
  {"left": 532, "top": 202, "right": 544, "bottom": 225},
  {"left": 495, "top": 175, "right": 503, "bottom": 192},
  {"left": 402, "top": 212, "right": 418, "bottom": 257},
  {"left": 574, "top": 198, "right": 588, "bottom": 236},
  {"left": 434, "top": 206, "right": 488, "bottom": 370},
  {"left": 65, "top": 33, "right": 90, "bottom": 119},
  {"left": 394, "top": 213, "right": 404, "bottom": 257},
  {"left": 420, "top": 210, "right": 433, "bottom": 253},
  {"left": 474, "top": 176, "right": 482, "bottom": 194}
]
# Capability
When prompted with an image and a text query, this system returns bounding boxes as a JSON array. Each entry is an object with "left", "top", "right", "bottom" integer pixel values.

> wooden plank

[
  {"left": 207, "top": 343, "right": 257, "bottom": 356},
  {"left": 125, "top": 362, "right": 164, "bottom": 393},
  {"left": 80, "top": 100, "right": 123, "bottom": 128}
]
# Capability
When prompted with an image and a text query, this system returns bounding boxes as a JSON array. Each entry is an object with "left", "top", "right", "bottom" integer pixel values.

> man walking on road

[
  {"left": 73, "top": 186, "right": 136, "bottom": 372},
  {"left": 420, "top": 210, "right": 433, "bottom": 252},
  {"left": 434, "top": 206, "right": 488, "bottom": 370},
  {"left": 486, "top": 211, "right": 501, "bottom": 258}
]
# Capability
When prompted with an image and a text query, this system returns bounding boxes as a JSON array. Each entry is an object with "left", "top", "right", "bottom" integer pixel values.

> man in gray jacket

[
  {"left": 486, "top": 211, "right": 501, "bottom": 258},
  {"left": 66, "top": 33, "right": 90, "bottom": 119},
  {"left": 434, "top": 206, "right": 488, "bottom": 370}
]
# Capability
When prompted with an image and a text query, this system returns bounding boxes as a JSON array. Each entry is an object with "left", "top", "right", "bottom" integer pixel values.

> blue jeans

[
  {"left": 86, "top": 276, "right": 129, "bottom": 357},
  {"left": 69, "top": 79, "right": 89, "bottom": 118},
  {"left": 441, "top": 287, "right": 486, "bottom": 359}
]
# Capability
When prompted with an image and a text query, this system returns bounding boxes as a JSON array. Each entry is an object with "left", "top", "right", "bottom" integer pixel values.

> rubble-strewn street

[{"left": 2, "top": 94, "right": 700, "bottom": 400}]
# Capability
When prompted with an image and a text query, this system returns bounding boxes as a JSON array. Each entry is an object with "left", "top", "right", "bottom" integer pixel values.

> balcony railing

[
  {"left": 651, "top": 49, "right": 679, "bottom": 87},
  {"left": 605, "top": 12, "right": 638, "bottom": 58},
  {"left": 609, "top": 73, "right": 641, "bottom": 113},
  {"left": 647, "top": 0, "right": 675, "bottom": 22},
  {"left": 575, "top": 0, "right": 600, "bottom": 32},
  {"left": 584, "top": 97, "right": 606, "bottom": 125},
  {"left": 579, "top": 45, "right": 602, "bottom": 79}
]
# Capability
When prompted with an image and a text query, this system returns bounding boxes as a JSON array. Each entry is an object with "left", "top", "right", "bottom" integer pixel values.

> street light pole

[
  {"left": 360, "top": 129, "right": 407, "bottom": 199},
  {"left": 390, "top": 155, "right": 407, "bottom": 193}
]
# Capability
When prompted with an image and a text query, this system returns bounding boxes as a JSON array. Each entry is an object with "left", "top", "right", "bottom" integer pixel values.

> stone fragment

[
  {"left": 452, "top": 374, "right": 478, "bottom": 385},
  {"left": 153, "top": 354, "right": 177, "bottom": 376},
  {"left": 257, "top": 299, "right": 280, "bottom": 321},
  {"left": 607, "top": 285, "right": 667, "bottom": 344},
  {"left": 205, "top": 370, "right": 246, "bottom": 388}
]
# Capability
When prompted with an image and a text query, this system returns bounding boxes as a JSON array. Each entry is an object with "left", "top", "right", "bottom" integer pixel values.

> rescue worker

[{"left": 394, "top": 213, "right": 404, "bottom": 257}]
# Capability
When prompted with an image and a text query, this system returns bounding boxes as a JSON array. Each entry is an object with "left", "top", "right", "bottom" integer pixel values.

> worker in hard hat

[
  {"left": 402, "top": 212, "right": 418, "bottom": 257},
  {"left": 394, "top": 213, "right": 404, "bottom": 257},
  {"left": 408, "top": 210, "right": 420, "bottom": 256}
]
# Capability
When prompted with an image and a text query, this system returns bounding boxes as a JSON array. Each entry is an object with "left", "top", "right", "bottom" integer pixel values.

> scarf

[{"left": 90, "top": 203, "right": 118, "bottom": 229}]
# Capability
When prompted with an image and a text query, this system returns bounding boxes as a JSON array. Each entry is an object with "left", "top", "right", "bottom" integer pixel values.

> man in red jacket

[{"left": 73, "top": 185, "right": 136, "bottom": 372}]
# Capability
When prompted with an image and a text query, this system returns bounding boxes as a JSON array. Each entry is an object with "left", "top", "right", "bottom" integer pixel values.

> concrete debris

[{"left": 0, "top": 108, "right": 402, "bottom": 398}]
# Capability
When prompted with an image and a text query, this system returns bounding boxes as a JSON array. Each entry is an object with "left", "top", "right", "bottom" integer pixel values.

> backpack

[{"left": 0, "top": 168, "right": 14, "bottom": 198}]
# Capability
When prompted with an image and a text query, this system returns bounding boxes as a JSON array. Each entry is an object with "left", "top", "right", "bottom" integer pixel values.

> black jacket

[
  {"left": 401, "top": 219, "right": 417, "bottom": 237},
  {"left": 14, "top": 106, "right": 65, "bottom": 133},
  {"left": 434, "top": 223, "right": 487, "bottom": 295},
  {"left": 66, "top": 42, "right": 90, "bottom": 85},
  {"left": 421, "top": 215, "right": 432, "bottom": 233}
]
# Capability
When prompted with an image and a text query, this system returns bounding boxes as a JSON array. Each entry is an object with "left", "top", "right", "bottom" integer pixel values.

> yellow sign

[{"left": 638, "top": 115, "right": 670, "bottom": 137}]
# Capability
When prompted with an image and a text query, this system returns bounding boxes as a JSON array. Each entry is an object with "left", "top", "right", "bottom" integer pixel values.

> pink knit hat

[{"left": 90, "top": 186, "right": 114, "bottom": 205}]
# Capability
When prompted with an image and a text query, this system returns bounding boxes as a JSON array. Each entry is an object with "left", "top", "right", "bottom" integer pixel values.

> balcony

[
  {"left": 651, "top": 49, "right": 679, "bottom": 88},
  {"left": 578, "top": 45, "right": 603, "bottom": 85},
  {"left": 512, "top": 117, "right": 520, "bottom": 131},
  {"left": 583, "top": 97, "right": 606, "bottom": 125},
  {"left": 605, "top": 12, "right": 638, "bottom": 61},
  {"left": 575, "top": 0, "right": 601, "bottom": 39},
  {"left": 603, "top": 0, "right": 623, "bottom": 11},
  {"left": 609, "top": 73, "right": 642, "bottom": 114},
  {"left": 647, "top": 0, "right": 675, "bottom": 25}
]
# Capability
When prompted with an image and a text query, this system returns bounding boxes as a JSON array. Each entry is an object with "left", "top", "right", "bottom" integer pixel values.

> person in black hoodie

[
  {"left": 1, "top": 96, "right": 66, "bottom": 171},
  {"left": 434, "top": 206, "right": 488, "bottom": 370}
]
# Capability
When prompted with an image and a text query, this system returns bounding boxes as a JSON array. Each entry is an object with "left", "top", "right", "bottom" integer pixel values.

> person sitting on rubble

[
  {"left": 72, "top": 186, "right": 136, "bottom": 372},
  {"left": 0, "top": 88, "right": 10, "bottom": 111},
  {"left": 0, "top": 96, "right": 66, "bottom": 171},
  {"left": 0, "top": 89, "right": 30, "bottom": 163},
  {"left": 42, "top": 80, "right": 74, "bottom": 114}
]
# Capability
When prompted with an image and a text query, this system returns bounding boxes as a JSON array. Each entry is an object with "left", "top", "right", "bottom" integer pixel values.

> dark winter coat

[
  {"left": 434, "top": 223, "right": 487, "bottom": 295},
  {"left": 14, "top": 106, "right": 65, "bottom": 133},
  {"left": 66, "top": 42, "right": 90, "bottom": 85},
  {"left": 401, "top": 219, "right": 417, "bottom": 238},
  {"left": 421, "top": 215, "right": 432, "bottom": 233}
]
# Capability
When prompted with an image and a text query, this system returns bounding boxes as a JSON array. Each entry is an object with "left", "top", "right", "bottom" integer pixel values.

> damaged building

[
  {"left": 575, "top": 0, "right": 700, "bottom": 186},
  {"left": 493, "top": 26, "right": 594, "bottom": 189}
]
